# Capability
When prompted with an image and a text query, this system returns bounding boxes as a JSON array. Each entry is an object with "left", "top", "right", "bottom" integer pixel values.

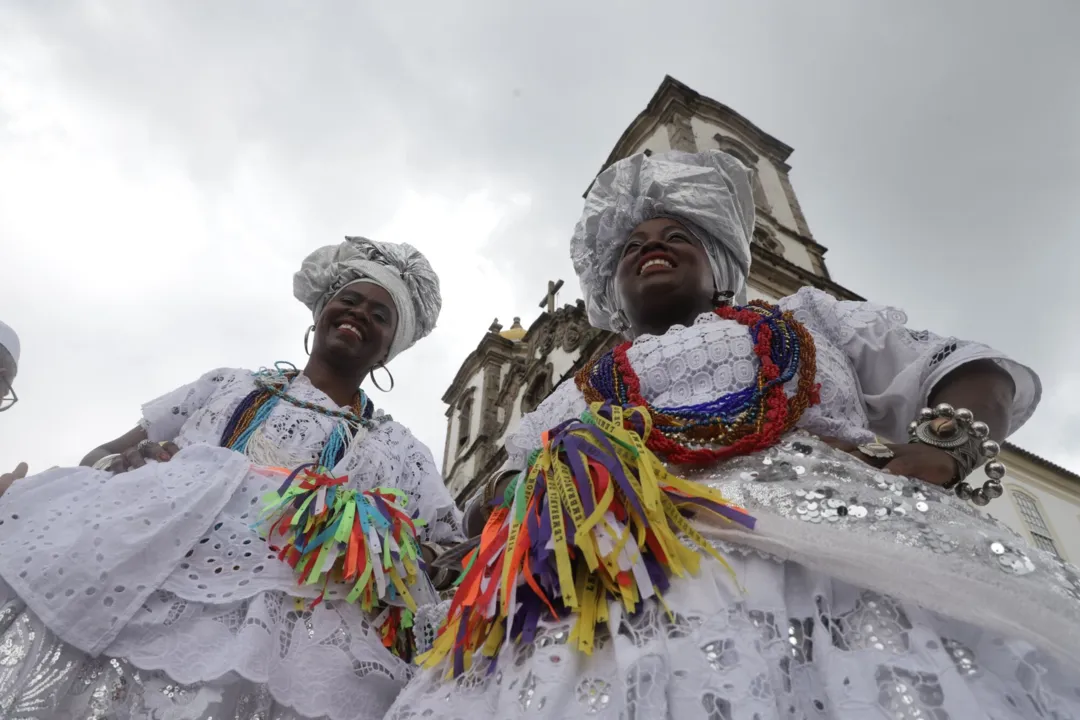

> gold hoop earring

[
  {"left": 370, "top": 364, "right": 395, "bottom": 392},
  {"left": 303, "top": 325, "right": 315, "bottom": 356}
]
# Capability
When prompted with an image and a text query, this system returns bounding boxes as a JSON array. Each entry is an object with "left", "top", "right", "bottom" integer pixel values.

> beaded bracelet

[{"left": 907, "top": 403, "right": 1005, "bottom": 506}]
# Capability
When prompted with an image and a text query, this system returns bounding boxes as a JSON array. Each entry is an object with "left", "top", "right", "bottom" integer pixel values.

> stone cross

[{"left": 538, "top": 279, "right": 564, "bottom": 315}]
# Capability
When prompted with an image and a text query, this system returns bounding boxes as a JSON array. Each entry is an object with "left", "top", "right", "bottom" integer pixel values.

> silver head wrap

[
  {"left": 293, "top": 237, "right": 442, "bottom": 362},
  {"left": 570, "top": 149, "right": 756, "bottom": 333}
]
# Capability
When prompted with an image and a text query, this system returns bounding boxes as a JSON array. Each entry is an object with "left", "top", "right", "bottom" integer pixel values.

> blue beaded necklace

[
  {"left": 584, "top": 304, "right": 802, "bottom": 434},
  {"left": 576, "top": 302, "right": 820, "bottom": 464},
  {"left": 219, "top": 363, "right": 376, "bottom": 469}
]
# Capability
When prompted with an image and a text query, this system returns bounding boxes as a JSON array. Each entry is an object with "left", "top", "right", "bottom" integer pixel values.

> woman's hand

[
  {"left": 0, "top": 462, "right": 28, "bottom": 498},
  {"left": 818, "top": 437, "right": 958, "bottom": 487},
  {"left": 98, "top": 439, "right": 181, "bottom": 474}
]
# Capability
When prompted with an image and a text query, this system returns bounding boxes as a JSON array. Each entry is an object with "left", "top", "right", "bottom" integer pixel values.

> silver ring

[
  {"left": 857, "top": 442, "right": 895, "bottom": 460},
  {"left": 912, "top": 422, "right": 969, "bottom": 450}
]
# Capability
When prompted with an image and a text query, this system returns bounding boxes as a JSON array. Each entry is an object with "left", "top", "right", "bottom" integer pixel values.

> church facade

[{"left": 438, "top": 75, "right": 1080, "bottom": 563}]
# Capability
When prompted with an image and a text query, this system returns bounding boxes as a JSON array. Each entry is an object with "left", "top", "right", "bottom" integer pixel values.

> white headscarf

[
  {"left": 0, "top": 320, "right": 19, "bottom": 370},
  {"left": 569, "top": 149, "right": 756, "bottom": 333},
  {"left": 293, "top": 237, "right": 442, "bottom": 362}
]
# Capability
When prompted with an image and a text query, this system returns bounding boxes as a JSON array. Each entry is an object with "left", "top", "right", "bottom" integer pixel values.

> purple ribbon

[{"left": 674, "top": 495, "right": 757, "bottom": 531}]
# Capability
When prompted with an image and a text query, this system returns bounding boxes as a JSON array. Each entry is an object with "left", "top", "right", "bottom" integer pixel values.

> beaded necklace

[
  {"left": 576, "top": 301, "right": 820, "bottom": 466},
  {"left": 219, "top": 365, "right": 377, "bottom": 469}
]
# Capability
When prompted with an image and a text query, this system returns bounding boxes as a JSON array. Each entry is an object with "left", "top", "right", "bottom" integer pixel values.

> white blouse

[
  {"left": 505, "top": 287, "right": 1039, "bottom": 469},
  {"left": 141, "top": 368, "right": 462, "bottom": 545}
]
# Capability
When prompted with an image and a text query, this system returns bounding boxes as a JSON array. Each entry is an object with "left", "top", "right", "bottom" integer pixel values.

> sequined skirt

[
  {"left": 390, "top": 435, "right": 1080, "bottom": 720},
  {"left": 0, "top": 590, "right": 342, "bottom": 720}
]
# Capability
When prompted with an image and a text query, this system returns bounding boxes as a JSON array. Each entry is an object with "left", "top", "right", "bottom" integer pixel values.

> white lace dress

[
  {"left": 0, "top": 370, "right": 464, "bottom": 719},
  {"left": 390, "top": 287, "right": 1080, "bottom": 720}
]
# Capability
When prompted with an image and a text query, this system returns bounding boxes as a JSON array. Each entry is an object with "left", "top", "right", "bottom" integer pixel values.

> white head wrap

[
  {"left": 293, "top": 237, "right": 442, "bottom": 362},
  {"left": 570, "top": 149, "right": 756, "bottom": 333},
  {"left": 0, "top": 320, "right": 19, "bottom": 370}
]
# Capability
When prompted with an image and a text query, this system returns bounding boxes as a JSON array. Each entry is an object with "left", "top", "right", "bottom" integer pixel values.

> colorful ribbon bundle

[
  {"left": 418, "top": 403, "right": 756, "bottom": 677},
  {"left": 256, "top": 464, "right": 429, "bottom": 657}
]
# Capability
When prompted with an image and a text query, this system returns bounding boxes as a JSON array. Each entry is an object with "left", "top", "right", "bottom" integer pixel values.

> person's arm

[
  {"left": 782, "top": 287, "right": 1040, "bottom": 443},
  {"left": 462, "top": 469, "right": 518, "bottom": 537},
  {"left": 790, "top": 287, "right": 1039, "bottom": 488},
  {"left": 81, "top": 368, "right": 238, "bottom": 471},
  {"left": 0, "top": 462, "right": 28, "bottom": 496},
  {"left": 80, "top": 426, "right": 147, "bottom": 467}
]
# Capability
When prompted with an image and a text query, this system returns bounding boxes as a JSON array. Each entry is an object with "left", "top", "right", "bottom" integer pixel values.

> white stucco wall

[
  {"left": 770, "top": 228, "right": 815, "bottom": 271},
  {"left": 546, "top": 346, "right": 578, "bottom": 383},
  {"left": 976, "top": 450, "right": 1080, "bottom": 563},
  {"left": 445, "top": 373, "right": 485, "bottom": 498},
  {"left": 745, "top": 283, "right": 780, "bottom": 303},
  {"left": 634, "top": 125, "right": 671, "bottom": 155}
]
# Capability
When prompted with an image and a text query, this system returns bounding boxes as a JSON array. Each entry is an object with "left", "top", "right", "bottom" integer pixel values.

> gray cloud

[{"left": 1, "top": 0, "right": 1077, "bottom": 474}]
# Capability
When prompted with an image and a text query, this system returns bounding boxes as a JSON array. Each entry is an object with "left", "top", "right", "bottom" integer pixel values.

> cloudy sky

[{"left": 1, "top": 1, "right": 1077, "bottom": 479}]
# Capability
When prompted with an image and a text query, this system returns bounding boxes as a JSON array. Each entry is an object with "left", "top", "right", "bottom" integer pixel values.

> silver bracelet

[
  {"left": 907, "top": 403, "right": 1005, "bottom": 506},
  {"left": 91, "top": 453, "right": 121, "bottom": 472},
  {"left": 421, "top": 543, "right": 454, "bottom": 589}
]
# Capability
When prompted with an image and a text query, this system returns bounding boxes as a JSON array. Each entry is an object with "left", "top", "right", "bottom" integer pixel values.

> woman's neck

[
  {"left": 301, "top": 356, "right": 367, "bottom": 407},
  {"left": 631, "top": 302, "right": 716, "bottom": 338}
]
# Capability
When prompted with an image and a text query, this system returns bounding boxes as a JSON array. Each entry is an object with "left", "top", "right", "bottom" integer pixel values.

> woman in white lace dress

[
  {"left": 0, "top": 237, "right": 464, "bottom": 719},
  {"left": 390, "top": 151, "right": 1080, "bottom": 719}
]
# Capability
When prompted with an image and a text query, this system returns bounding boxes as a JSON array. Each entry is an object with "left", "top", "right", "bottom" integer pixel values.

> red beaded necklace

[{"left": 576, "top": 301, "right": 820, "bottom": 466}]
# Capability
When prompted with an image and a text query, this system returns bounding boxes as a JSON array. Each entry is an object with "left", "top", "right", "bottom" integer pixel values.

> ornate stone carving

[
  {"left": 532, "top": 323, "right": 555, "bottom": 357},
  {"left": 712, "top": 134, "right": 771, "bottom": 213},
  {"left": 753, "top": 225, "right": 784, "bottom": 256},
  {"left": 562, "top": 324, "right": 583, "bottom": 352},
  {"left": 666, "top": 112, "right": 697, "bottom": 153}
]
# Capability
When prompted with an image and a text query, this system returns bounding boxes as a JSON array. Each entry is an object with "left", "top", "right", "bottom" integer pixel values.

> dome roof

[{"left": 500, "top": 317, "right": 527, "bottom": 342}]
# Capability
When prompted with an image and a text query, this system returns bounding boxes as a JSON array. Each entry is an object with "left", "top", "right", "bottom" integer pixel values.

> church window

[
  {"left": 457, "top": 397, "right": 473, "bottom": 452},
  {"left": 521, "top": 373, "right": 551, "bottom": 415},
  {"left": 713, "top": 134, "right": 770, "bottom": 212},
  {"left": 1011, "top": 489, "right": 1059, "bottom": 556}
]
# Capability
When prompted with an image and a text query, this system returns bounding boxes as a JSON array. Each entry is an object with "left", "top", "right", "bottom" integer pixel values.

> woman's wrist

[
  {"left": 463, "top": 470, "right": 519, "bottom": 537},
  {"left": 907, "top": 403, "right": 1005, "bottom": 506},
  {"left": 80, "top": 448, "right": 111, "bottom": 467}
]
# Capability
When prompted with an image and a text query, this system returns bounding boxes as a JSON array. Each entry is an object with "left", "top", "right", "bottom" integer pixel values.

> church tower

[{"left": 591, "top": 75, "right": 858, "bottom": 303}]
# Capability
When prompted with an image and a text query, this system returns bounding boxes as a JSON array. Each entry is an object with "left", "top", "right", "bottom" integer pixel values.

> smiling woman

[
  {"left": 0, "top": 237, "right": 464, "bottom": 719},
  {"left": 389, "top": 151, "right": 1078, "bottom": 720}
]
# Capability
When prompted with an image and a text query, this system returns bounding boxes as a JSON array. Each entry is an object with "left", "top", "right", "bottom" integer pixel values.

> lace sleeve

[
  {"left": 139, "top": 367, "right": 241, "bottom": 443},
  {"left": 504, "top": 379, "right": 590, "bottom": 469},
  {"left": 341, "top": 421, "right": 464, "bottom": 546},
  {"left": 781, "top": 287, "right": 1041, "bottom": 442}
]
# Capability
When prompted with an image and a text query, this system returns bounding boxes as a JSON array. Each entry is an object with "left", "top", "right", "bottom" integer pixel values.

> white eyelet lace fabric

[
  {"left": 0, "top": 367, "right": 464, "bottom": 720},
  {"left": 505, "top": 287, "right": 1040, "bottom": 468},
  {"left": 393, "top": 290, "right": 1072, "bottom": 719}
]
